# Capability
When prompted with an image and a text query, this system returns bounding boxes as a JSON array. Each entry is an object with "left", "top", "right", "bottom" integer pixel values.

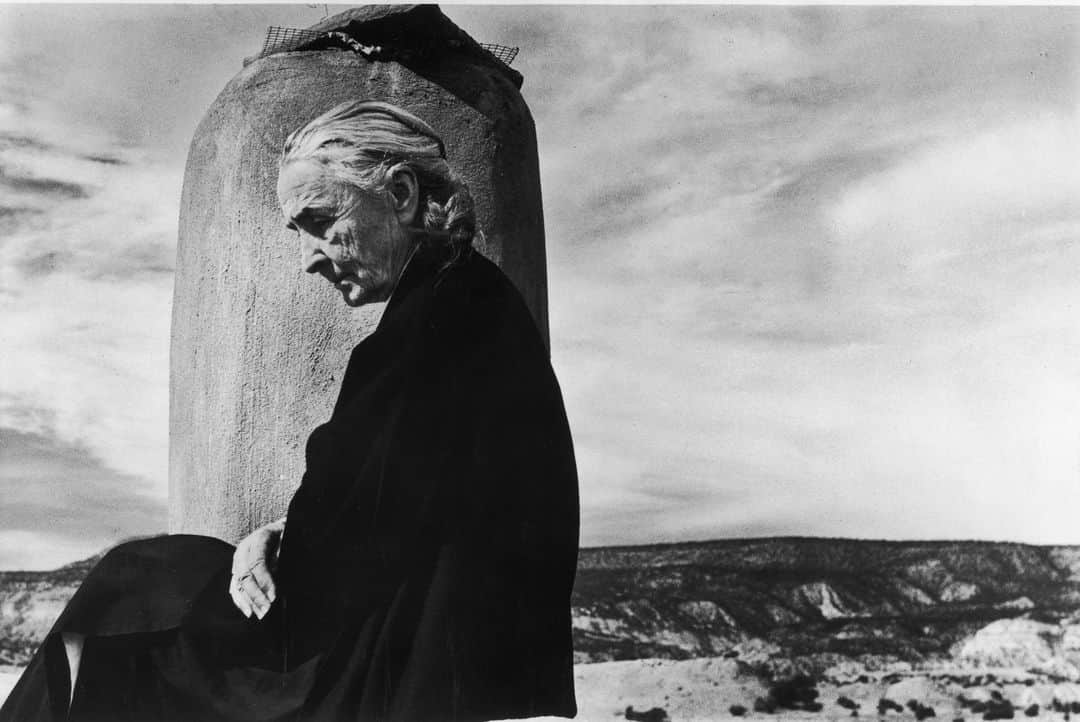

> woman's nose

[{"left": 299, "top": 235, "right": 327, "bottom": 274}]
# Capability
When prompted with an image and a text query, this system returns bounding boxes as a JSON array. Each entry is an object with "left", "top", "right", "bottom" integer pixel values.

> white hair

[{"left": 281, "top": 100, "right": 478, "bottom": 266}]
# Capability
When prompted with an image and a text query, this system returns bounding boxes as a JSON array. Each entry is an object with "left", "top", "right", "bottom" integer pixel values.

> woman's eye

[{"left": 309, "top": 217, "right": 334, "bottom": 235}]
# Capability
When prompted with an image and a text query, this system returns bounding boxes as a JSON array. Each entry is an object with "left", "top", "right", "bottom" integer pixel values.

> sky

[{"left": 1, "top": 5, "right": 1079, "bottom": 569}]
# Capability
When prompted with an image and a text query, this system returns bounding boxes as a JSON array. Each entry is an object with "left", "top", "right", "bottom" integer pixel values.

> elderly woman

[{"left": 0, "top": 101, "right": 579, "bottom": 722}]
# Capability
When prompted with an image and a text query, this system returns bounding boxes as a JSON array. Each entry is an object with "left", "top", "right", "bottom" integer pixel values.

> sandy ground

[
  {"left": 0, "top": 659, "right": 754, "bottom": 720},
  {"left": 2, "top": 658, "right": 1078, "bottom": 720}
]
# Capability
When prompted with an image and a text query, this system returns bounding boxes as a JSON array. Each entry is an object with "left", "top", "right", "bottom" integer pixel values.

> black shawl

[{"left": 276, "top": 245, "right": 580, "bottom": 720}]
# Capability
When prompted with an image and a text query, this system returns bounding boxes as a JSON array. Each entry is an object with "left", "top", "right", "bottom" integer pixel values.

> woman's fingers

[
  {"left": 231, "top": 572, "right": 272, "bottom": 619},
  {"left": 244, "top": 559, "right": 276, "bottom": 619},
  {"left": 229, "top": 523, "right": 285, "bottom": 620},
  {"left": 242, "top": 573, "right": 272, "bottom": 619},
  {"left": 248, "top": 558, "right": 277, "bottom": 604},
  {"left": 229, "top": 575, "right": 253, "bottom": 618}
]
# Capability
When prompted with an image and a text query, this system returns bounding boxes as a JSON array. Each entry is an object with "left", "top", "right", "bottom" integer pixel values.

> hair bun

[{"left": 422, "top": 173, "right": 476, "bottom": 269}]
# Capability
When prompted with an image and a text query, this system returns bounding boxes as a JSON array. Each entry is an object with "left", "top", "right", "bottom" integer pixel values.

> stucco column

[{"left": 169, "top": 4, "right": 547, "bottom": 541}]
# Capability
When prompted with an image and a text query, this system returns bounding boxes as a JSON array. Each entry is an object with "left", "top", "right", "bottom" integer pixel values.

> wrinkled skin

[
  {"left": 276, "top": 159, "right": 418, "bottom": 307},
  {"left": 229, "top": 518, "right": 285, "bottom": 619}
]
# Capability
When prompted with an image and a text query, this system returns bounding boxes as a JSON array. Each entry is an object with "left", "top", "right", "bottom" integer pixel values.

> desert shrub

[
  {"left": 729, "top": 704, "right": 747, "bottom": 717},
  {"left": 1023, "top": 704, "right": 1038, "bottom": 718},
  {"left": 744, "top": 660, "right": 774, "bottom": 681},
  {"left": 878, "top": 698, "right": 905, "bottom": 714},
  {"left": 624, "top": 706, "right": 669, "bottom": 722},
  {"left": 837, "top": 696, "right": 859, "bottom": 710},
  {"left": 767, "top": 673, "right": 819, "bottom": 711},
  {"left": 903, "top": 700, "right": 937, "bottom": 720},
  {"left": 981, "top": 698, "right": 1014, "bottom": 721},
  {"left": 753, "top": 697, "right": 776, "bottom": 714}
]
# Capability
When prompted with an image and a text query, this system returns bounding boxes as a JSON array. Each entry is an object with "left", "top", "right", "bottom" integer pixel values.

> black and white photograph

[{"left": 1, "top": 3, "right": 1080, "bottom": 720}]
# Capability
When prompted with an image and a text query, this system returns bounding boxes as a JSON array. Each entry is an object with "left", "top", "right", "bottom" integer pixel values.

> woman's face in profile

[{"left": 277, "top": 159, "right": 402, "bottom": 307}]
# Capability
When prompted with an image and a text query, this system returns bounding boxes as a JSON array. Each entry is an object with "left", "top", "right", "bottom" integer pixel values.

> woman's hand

[{"left": 229, "top": 517, "right": 286, "bottom": 619}]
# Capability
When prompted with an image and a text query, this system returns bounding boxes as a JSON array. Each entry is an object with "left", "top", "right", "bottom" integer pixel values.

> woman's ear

[{"left": 388, "top": 166, "right": 420, "bottom": 226}]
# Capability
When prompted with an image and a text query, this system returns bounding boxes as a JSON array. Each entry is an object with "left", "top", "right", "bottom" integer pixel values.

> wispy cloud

[
  {"left": 456, "top": 6, "right": 1080, "bottom": 545},
  {"left": 1, "top": 6, "right": 1079, "bottom": 568},
  {"left": 0, "top": 531, "right": 111, "bottom": 571},
  {"left": 0, "top": 428, "right": 165, "bottom": 563},
  {"left": 0, "top": 36, "right": 182, "bottom": 565},
  {"left": 0, "top": 85, "right": 180, "bottom": 492}
]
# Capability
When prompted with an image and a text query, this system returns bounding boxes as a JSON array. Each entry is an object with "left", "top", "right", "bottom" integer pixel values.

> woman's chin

[
  {"left": 337, "top": 281, "right": 380, "bottom": 307},
  {"left": 340, "top": 287, "right": 367, "bottom": 307}
]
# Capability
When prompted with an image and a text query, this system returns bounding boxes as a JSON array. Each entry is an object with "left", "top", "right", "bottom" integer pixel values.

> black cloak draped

[{"left": 0, "top": 247, "right": 579, "bottom": 722}]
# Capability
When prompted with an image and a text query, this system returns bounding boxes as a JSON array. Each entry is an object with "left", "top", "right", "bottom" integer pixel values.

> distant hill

[
  {"left": 0, "top": 548, "right": 111, "bottom": 665},
  {"left": 572, "top": 537, "right": 1080, "bottom": 674},
  {"left": 3, "top": 537, "right": 1079, "bottom": 674}
]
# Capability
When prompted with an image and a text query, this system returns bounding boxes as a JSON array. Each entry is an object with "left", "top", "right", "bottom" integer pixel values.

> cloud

[
  {"left": 0, "top": 427, "right": 166, "bottom": 569},
  {"left": 516, "top": 8, "right": 1080, "bottom": 546},
  {"left": 829, "top": 113, "right": 1080, "bottom": 281},
  {"left": 82, "top": 154, "right": 125, "bottom": 166},
  {"left": 0, "top": 268, "right": 172, "bottom": 483},
  {"left": 0, "top": 531, "right": 107, "bottom": 571},
  {"left": 0, "top": 81, "right": 179, "bottom": 495},
  {"left": 2, "top": 5, "right": 1080, "bottom": 565},
  {"left": 0, "top": 5, "right": 329, "bottom": 160},
  {"left": 0, "top": 173, "right": 88, "bottom": 200}
]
